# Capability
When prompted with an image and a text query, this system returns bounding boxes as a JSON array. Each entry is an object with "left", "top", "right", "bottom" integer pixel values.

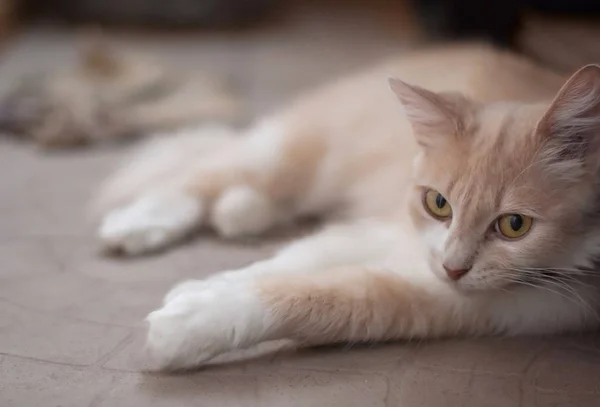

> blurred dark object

[
  {"left": 411, "top": 0, "right": 521, "bottom": 47},
  {"left": 0, "top": 0, "right": 16, "bottom": 39},
  {"left": 526, "top": 0, "right": 600, "bottom": 14},
  {"left": 411, "top": 0, "right": 600, "bottom": 48},
  {"left": 22, "top": 0, "right": 280, "bottom": 28}
]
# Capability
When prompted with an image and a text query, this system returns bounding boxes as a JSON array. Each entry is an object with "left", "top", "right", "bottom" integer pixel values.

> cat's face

[{"left": 391, "top": 65, "right": 600, "bottom": 291}]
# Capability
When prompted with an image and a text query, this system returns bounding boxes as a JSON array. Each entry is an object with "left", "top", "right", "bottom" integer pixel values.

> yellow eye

[
  {"left": 423, "top": 189, "right": 452, "bottom": 220},
  {"left": 496, "top": 214, "right": 533, "bottom": 239}
]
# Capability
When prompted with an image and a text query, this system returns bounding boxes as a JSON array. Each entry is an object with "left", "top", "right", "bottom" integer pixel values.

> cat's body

[{"left": 96, "top": 44, "right": 600, "bottom": 369}]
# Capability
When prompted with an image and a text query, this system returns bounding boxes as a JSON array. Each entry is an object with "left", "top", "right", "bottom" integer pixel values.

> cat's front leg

[
  {"left": 145, "top": 266, "right": 466, "bottom": 370},
  {"left": 160, "top": 220, "right": 403, "bottom": 305}
]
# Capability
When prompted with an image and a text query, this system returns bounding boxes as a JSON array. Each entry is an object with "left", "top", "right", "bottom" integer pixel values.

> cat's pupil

[
  {"left": 510, "top": 215, "right": 523, "bottom": 231},
  {"left": 435, "top": 194, "right": 446, "bottom": 209}
]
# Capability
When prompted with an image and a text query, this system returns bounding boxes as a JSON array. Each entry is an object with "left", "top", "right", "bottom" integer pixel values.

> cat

[{"left": 95, "top": 43, "right": 600, "bottom": 370}]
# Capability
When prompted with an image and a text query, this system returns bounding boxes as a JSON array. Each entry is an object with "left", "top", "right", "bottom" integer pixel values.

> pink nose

[{"left": 443, "top": 265, "right": 470, "bottom": 281}]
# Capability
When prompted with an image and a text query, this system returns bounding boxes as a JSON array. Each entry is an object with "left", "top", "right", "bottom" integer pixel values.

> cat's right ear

[
  {"left": 389, "top": 78, "right": 463, "bottom": 148},
  {"left": 535, "top": 64, "right": 600, "bottom": 177}
]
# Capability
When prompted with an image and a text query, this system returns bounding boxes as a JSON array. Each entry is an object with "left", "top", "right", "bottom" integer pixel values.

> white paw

[
  {"left": 162, "top": 278, "right": 213, "bottom": 305},
  {"left": 99, "top": 191, "right": 203, "bottom": 255},
  {"left": 211, "top": 186, "right": 278, "bottom": 238},
  {"left": 162, "top": 261, "right": 277, "bottom": 306},
  {"left": 145, "top": 282, "right": 270, "bottom": 370}
]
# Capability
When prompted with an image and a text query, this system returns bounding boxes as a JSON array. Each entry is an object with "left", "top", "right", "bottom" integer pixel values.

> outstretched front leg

[
  {"left": 145, "top": 223, "right": 597, "bottom": 371},
  {"left": 143, "top": 220, "right": 423, "bottom": 369},
  {"left": 145, "top": 265, "right": 465, "bottom": 370}
]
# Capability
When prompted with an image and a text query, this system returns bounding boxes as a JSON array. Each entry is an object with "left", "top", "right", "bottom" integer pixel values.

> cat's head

[{"left": 390, "top": 64, "right": 600, "bottom": 291}]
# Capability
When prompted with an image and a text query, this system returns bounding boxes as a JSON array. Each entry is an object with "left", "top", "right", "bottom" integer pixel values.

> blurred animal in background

[{"left": 0, "top": 36, "right": 243, "bottom": 149}]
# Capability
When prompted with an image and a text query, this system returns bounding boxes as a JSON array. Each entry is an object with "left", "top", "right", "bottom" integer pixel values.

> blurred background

[
  {"left": 0, "top": 3, "right": 599, "bottom": 405},
  {"left": 0, "top": 0, "right": 598, "bottom": 123}
]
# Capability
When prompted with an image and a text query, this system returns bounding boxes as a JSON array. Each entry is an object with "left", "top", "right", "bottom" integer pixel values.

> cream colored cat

[{"left": 95, "top": 43, "right": 600, "bottom": 370}]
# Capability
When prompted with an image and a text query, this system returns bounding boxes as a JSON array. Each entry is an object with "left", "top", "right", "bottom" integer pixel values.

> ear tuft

[
  {"left": 536, "top": 64, "right": 600, "bottom": 173},
  {"left": 537, "top": 64, "right": 600, "bottom": 136}
]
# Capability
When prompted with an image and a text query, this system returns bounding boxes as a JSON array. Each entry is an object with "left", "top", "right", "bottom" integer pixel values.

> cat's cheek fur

[{"left": 419, "top": 220, "right": 449, "bottom": 280}]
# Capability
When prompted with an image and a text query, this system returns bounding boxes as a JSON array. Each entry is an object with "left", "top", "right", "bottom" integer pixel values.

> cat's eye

[
  {"left": 495, "top": 214, "right": 533, "bottom": 239},
  {"left": 423, "top": 189, "right": 452, "bottom": 220}
]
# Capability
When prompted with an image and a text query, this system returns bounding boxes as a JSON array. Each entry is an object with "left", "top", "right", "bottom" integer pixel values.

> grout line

[
  {"left": 95, "top": 330, "right": 137, "bottom": 368},
  {"left": 0, "top": 296, "right": 135, "bottom": 329}
]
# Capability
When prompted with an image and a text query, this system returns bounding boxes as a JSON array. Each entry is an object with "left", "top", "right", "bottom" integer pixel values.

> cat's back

[
  {"left": 382, "top": 43, "right": 564, "bottom": 102},
  {"left": 282, "top": 43, "right": 564, "bottom": 132}
]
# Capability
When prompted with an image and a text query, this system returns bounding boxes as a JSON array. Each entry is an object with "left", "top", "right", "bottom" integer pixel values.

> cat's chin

[
  {"left": 444, "top": 283, "right": 506, "bottom": 297},
  {"left": 441, "top": 280, "right": 484, "bottom": 295}
]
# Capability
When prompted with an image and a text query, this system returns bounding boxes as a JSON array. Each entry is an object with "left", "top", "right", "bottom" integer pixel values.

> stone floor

[{"left": 1, "top": 4, "right": 600, "bottom": 407}]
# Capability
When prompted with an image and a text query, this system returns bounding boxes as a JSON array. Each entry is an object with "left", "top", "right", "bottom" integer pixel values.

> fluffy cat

[{"left": 95, "top": 43, "right": 600, "bottom": 370}]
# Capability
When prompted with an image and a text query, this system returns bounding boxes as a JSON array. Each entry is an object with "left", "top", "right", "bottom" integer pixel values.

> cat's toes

[
  {"left": 211, "top": 186, "right": 279, "bottom": 238},
  {"left": 145, "top": 283, "right": 269, "bottom": 370},
  {"left": 99, "top": 191, "right": 203, "bottom": 255},
  {"left": 100, "top": 210, "right": 174, "bottom": 255},
  {"left": 162, "top": 279, "right": 211, "bottom": 305}
]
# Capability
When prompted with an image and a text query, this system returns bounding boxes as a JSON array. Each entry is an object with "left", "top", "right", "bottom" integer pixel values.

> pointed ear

[
  {"left": 536, "top": 64, "right": 600, "bottom": 173},
  {"left": 389, "top": 78, "right": 465, "bottom": 148}
]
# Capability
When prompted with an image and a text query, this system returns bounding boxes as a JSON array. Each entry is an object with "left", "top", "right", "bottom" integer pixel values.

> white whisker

[{"left": 501, "top": 269, "right": 600, "bottom": 323}]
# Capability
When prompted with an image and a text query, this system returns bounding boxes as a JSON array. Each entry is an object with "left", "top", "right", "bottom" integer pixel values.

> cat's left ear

[
  {"left": 536, "top": 64, "right": 600, "bottom": 172},
  {"left": 389, "top": 78, "right": 466, "bottom": 148}
]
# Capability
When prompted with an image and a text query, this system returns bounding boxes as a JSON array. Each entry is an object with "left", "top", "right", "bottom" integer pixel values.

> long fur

[{"left": 94, "top": 43, "right": 600, "bottom": 370}]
